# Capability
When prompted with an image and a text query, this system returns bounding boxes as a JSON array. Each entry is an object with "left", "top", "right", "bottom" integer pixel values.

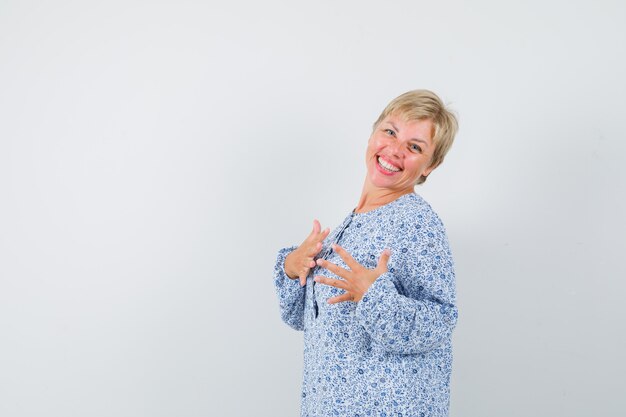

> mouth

[{"left": 377, "top": 155, "right": 402, "bottom": 173}]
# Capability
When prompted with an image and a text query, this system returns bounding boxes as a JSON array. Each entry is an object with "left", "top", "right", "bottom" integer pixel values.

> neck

[{"left": 354, "top": 180, "right": 414, "bottom": 214}]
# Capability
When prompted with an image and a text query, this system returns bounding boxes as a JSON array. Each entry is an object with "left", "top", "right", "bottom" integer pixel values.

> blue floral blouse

[{"left": 273, "top": 192, "right": 458, "bottom": 417}]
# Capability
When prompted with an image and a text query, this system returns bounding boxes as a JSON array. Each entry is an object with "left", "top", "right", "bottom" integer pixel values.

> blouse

[{"left": 273, "top": 192, "right": 458, "bottom": 417}]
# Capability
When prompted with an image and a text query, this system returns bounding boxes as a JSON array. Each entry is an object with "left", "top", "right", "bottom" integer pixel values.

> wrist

[{"left": 283, "top": 252, "right": 299, "bottom": 279}]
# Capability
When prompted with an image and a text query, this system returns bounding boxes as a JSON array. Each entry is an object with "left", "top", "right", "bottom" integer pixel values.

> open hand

[
  {"left": 314, "top": 244, "right": 391, "bottom": 303},
  {"left": 284, "top": 219, "right": 330, "bottom": 286}
]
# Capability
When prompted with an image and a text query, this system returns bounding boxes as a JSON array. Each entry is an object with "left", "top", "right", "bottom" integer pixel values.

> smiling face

[{"left": 364, "top": 114, "right": 437, "bottom": 194}]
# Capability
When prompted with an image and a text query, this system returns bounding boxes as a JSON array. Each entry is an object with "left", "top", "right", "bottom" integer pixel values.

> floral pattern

[{"left": 274, "top": 192, "right": 458, "bottom": 417}]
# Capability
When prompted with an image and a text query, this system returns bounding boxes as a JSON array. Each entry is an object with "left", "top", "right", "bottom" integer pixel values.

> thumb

[{"left": 377, "top": 248, "right": 392, "bottom": 272}]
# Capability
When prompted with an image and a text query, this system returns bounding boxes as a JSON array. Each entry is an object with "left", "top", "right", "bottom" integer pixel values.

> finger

[
  {"left": 314, "top": 275, "right": 349, "bottom": 291},
  {"left": 315, "top": 258, "right": 351, "bottom": 279},
  {"left": 309, "top": 258, "right": 316, "bottom": 268},
  {"left": 316, "top": 227, "right": 331, "bottom": 242},
  {"left": 299, "top": 274, "right": 306, "bottom": 287},
  {"left": 331, "top": 244, "right": 361, "bottom": 271},
  {"left": 310, "top": 227, "right": 330, "bottom": 250},
  {"left": 304, "top": 242, "right": 322, "bottom": 258},
  {"left": 310, "top": 219, "right": 321, "bottom": 237},
  {"left": 376, "top": 248, "right": 392, "bottom": 272},
  {"left": 327, "top": 293, "right": 354, "bottom": 304}
]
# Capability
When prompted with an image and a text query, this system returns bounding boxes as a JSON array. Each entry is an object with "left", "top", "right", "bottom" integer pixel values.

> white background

[{"left": 1, "top": 1, "right": 625, "bottom": 416}]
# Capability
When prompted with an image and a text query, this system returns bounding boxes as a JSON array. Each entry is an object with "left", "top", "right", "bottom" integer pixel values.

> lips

[{"left": 377, "top": 155, "right": 402, "bottom": 172}]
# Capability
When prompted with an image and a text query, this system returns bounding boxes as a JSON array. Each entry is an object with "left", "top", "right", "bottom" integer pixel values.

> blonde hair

[{"left": 373, "top": 89, "right": 458, "bottom": 185}]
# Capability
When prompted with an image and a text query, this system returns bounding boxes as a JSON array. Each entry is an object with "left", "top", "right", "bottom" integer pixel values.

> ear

[{"left": 422, "top": 160, "right": 440, "bottom": 178}]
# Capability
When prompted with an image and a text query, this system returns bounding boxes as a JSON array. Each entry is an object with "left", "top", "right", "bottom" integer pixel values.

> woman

[{"left": 273, "top": 90, "right": 459, "bottom": 417}]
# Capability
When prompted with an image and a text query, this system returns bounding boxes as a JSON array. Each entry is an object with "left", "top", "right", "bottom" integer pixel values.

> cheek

[
  {"left": 368, "top": 137, "right": 387, "bottom": 153},
  {"left": 365, "top": 139, "right": 379, "bottom": 156},
  {"left": 406, "top": 156, "right": 428, "bottom": 172}
]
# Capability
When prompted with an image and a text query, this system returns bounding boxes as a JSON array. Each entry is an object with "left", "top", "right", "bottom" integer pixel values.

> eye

[
  {"left": 384, "top": 128, "right": 396, "bottom": 137},
  {"left": 410, "top": 143, "right": 422, "bottom": 153}
]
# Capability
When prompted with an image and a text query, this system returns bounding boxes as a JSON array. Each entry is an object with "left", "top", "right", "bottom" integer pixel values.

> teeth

[{"left": 377, "top": 156, "right": 400, "bottom": 172}]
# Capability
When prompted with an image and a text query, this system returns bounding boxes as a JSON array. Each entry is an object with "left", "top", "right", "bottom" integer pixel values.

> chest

[{"left": 312, "top": 217, "right": 408, "bottom": 300}]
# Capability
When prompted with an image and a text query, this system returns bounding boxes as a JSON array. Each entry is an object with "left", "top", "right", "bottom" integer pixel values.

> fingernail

[{"left": 316, "top": 259, "right": 323, "bottom": 265}]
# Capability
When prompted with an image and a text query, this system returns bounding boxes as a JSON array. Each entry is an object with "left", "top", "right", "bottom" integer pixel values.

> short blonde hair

[{"left": 373, "top": 89, "right": 458, "bottom": 185}]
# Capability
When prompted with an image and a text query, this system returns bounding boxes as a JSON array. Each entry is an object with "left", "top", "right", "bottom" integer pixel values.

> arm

[
  {"left": 273, "top": 245, "right": 306, "bottom": 331},
  {"left": 354, "top": 218, "right": 458, "bottom": 354},
  {"left": 273, "top": 220, "right": 331, "bottom": 331}
]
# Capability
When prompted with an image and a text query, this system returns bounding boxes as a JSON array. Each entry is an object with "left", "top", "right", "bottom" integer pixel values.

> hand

[
  {"left": 284, "top": 219, "right": 330, "bottom": 286},
  {"left": 314, "top": 244, "right": 391, "bottom": 303}
]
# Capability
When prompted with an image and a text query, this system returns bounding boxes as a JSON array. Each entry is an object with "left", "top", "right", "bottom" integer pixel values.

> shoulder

[
  {"left": 391, "top": 193, "right": 453, "bottom": 261},
  {"left": 398, "top": 193, "right": 447, "bottom": 235}
]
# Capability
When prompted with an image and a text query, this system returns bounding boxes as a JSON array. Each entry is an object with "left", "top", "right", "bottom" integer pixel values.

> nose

[{"left": 388, "top": 138, "right": 404, "bottom": 158}]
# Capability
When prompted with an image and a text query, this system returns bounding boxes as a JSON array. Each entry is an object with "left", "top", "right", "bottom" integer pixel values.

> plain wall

[{"left": 1, "top": 1, "right": 624, "bottom": 416}]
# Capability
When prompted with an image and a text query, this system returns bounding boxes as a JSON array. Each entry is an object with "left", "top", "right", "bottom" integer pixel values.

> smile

[{"left": 377, "top": 156, "right": 401, "bottom": 172}]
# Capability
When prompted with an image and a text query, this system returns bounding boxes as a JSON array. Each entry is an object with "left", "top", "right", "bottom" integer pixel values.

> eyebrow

[{"left": 388, "top": 121, "right": 430, "bottom": 147}]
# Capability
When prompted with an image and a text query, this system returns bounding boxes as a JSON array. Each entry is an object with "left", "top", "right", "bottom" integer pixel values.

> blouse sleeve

[
  {"left": 354, "top": 215, "right": 458, "bottom": 354},
  {"left": 273, "top": 245, "right": 306, "bottom": 331}
]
